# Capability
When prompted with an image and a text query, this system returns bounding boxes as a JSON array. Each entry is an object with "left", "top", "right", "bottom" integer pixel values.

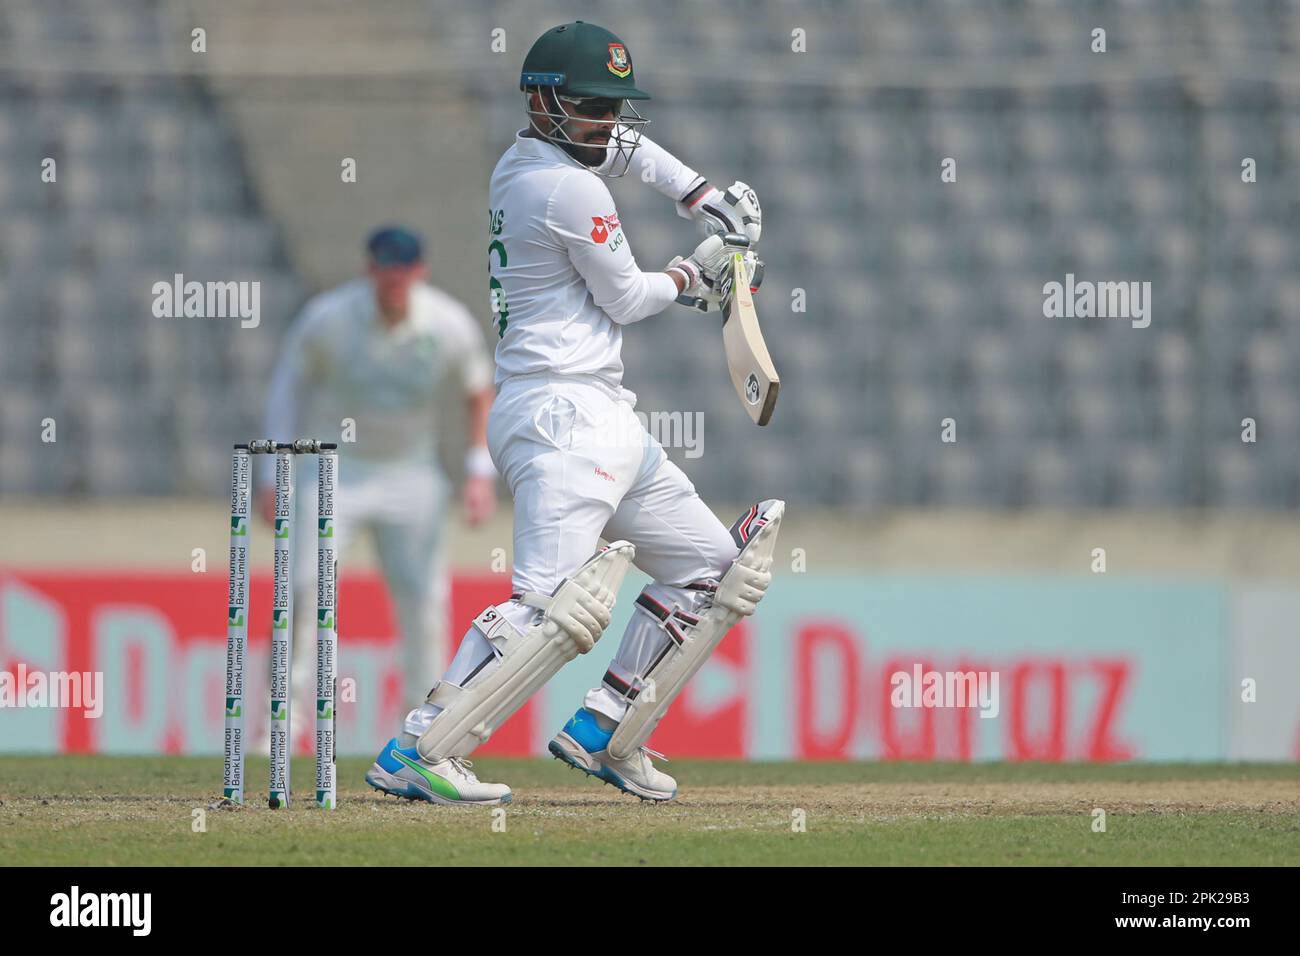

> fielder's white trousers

[{"left": 291, "top": 457, "right": 450, "bottom": 710}]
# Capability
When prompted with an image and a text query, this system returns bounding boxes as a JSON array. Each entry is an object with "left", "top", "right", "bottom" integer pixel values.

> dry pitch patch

[{"left": 1, "top": 757, "right": 1296, "bottom": 865}]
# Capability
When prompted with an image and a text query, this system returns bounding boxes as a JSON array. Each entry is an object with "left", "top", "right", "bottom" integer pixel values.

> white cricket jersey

[
  {"left": 488, "top": 130, "right": 679, "bottom": 388},
  {"left": 264, "top": 277, "right": 492, "bottom": 465}
]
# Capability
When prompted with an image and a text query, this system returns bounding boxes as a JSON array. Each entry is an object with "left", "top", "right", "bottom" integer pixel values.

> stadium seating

[{"left": 1, "top": 0, "right": 1297, "bottom": 509}]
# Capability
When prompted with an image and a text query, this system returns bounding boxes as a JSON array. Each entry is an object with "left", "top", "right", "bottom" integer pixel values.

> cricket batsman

[
  {"left": 366, "top": 21, "right": 783, "bottom": 805},
  {"left": 262, "top": 226, "right": 497, "bottom": 741}
]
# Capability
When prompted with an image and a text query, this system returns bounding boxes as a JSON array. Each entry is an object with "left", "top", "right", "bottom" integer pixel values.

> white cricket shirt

[
  {"left": 264, "top": 277, "right": 492, "bottom": 465},
  {"left": 488, "top": 130, "right": 679, "bottom": 388}
]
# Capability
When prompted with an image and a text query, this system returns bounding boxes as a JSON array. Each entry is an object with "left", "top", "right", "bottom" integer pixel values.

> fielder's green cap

[
  {"left": 366, "top": 225, "right": 423, "bottom": 266},
  {"left": 520, "top": 21, "right": 650, "bottom": 100}
]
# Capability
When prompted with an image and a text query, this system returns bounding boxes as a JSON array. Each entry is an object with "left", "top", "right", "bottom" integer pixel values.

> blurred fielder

[
  {"left": 262, "top": 226, "right": 496, "bottom": 743},
  {"left": 367, "top": 21, "right": 783, "bottom": 805}
]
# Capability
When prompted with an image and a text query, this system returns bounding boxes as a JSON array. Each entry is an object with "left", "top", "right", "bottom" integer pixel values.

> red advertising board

[{"left": 0, "top": 570, "right": 1169, "bottom": 760}]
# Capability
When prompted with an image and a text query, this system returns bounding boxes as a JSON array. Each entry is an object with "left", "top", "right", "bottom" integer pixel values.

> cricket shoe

[
  {"left": 365, "top": 737, "right": 512, "bottom": 806},
  {"left": 548, "top": 708, "right": 677, "bottom": 802}
]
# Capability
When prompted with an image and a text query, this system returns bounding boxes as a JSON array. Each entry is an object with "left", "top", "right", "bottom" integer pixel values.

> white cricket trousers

[
  {"left": 417, "top": 373, "right": 739, "bottom": 732},
  {"left": 291, "top": 456, "right": 450, "bottom": 712},
  {"left": 489, "top": 374, "right": 737, "bottom": 597}
]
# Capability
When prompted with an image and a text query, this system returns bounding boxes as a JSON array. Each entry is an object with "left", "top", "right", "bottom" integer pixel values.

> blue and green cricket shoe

[{"left": 365, "top": 737, "right": 512, "bottom": 806}]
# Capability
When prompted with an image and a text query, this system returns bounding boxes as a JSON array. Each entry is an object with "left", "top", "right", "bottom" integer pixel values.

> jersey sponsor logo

[
  {"left": 594, "top": 466, "right": 616, "bottom": 483},
  {"left": 589, "top": 212, "right": 620, "bottom": 244},
  {"left": 607, "top": 43, "right": 631, "bottom": 78}
]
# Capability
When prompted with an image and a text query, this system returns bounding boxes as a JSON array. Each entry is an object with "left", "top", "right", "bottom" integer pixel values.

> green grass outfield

[{"left": 1, "top": 756, "right": 1296, "bottom": 866}]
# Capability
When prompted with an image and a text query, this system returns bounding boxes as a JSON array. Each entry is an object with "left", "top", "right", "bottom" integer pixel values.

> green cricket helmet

[{"left": 520, "top": 21, "right": 650, "bottom": 177}]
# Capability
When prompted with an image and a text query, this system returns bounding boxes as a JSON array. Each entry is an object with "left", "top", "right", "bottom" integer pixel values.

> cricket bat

[{"left": 721, "top": 252, "right": 780, "bottom": 425}]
